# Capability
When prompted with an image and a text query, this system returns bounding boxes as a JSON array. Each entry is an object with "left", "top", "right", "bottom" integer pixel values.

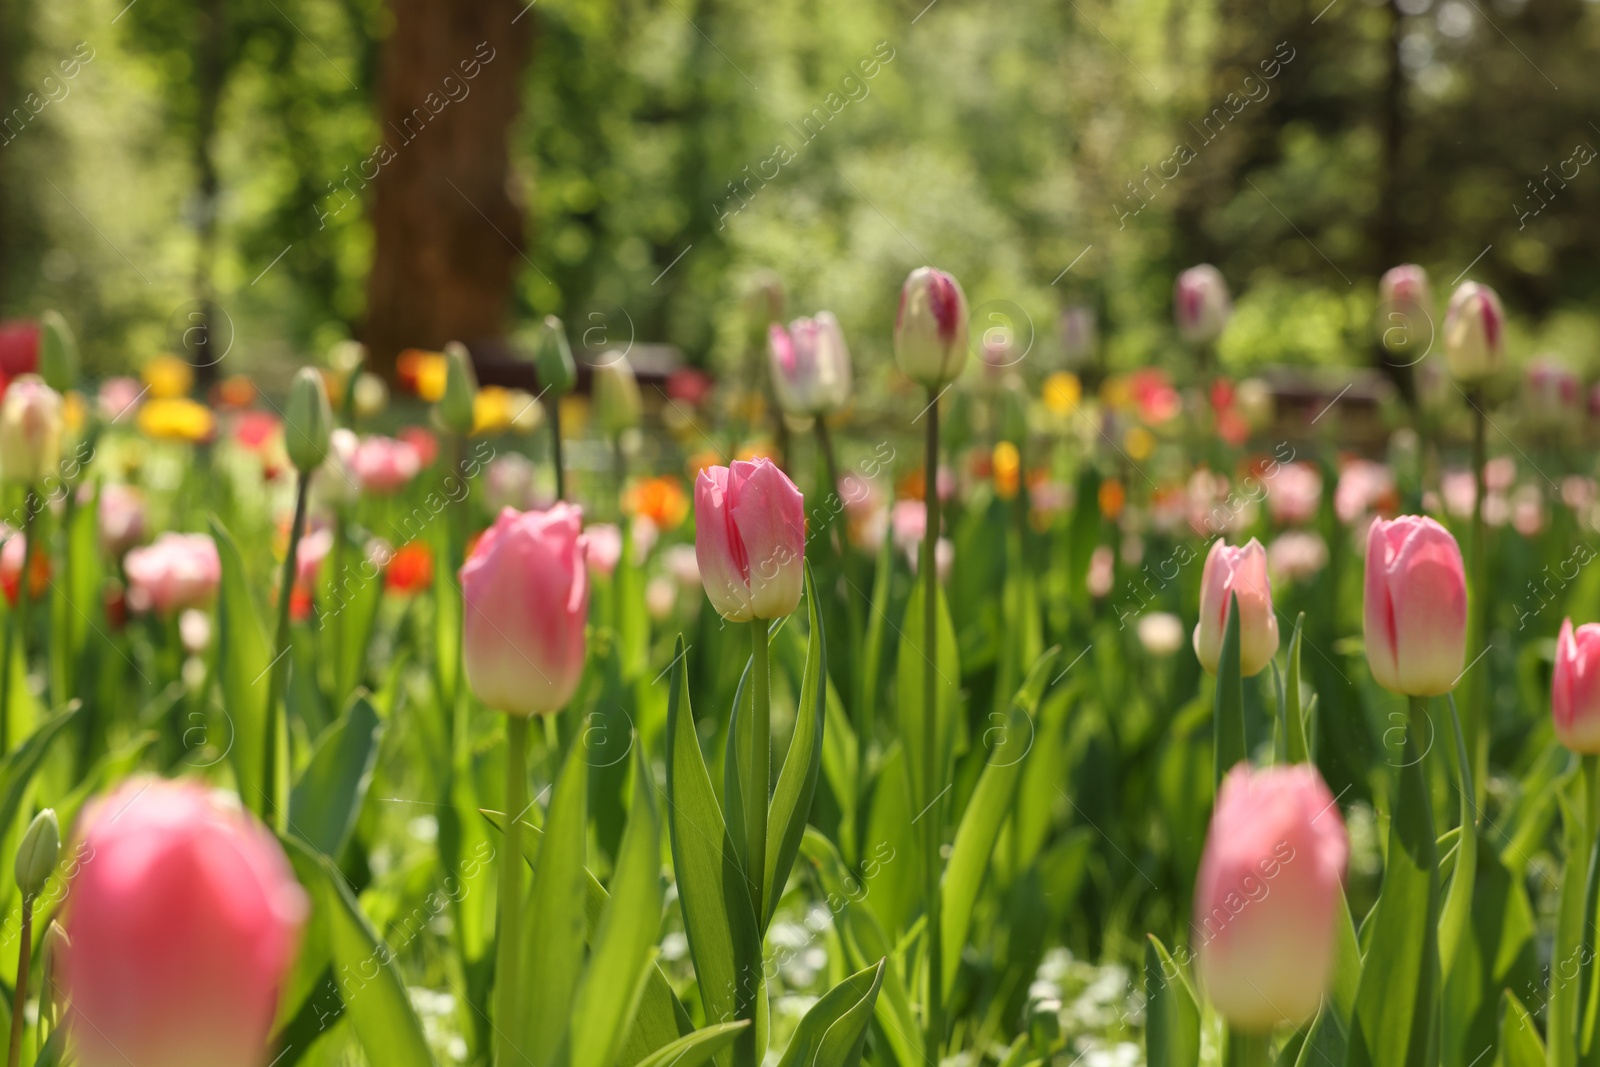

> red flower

[
  {"left": 385, "top": 542, "right": 434, "bottom": 595},
  {"left": 399, "top": 426, "right": 439, "bottom": 470}
]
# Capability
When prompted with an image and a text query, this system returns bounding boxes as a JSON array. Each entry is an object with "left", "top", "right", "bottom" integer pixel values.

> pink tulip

[
  {"left": 1194, "top": 764, "right": 1348, "bottom": 1032},
  {"left": 694, "top": 458, "right": 805, "bottom": 621},
  {"left": 1267, "top": 463, "right": 1322, "bottom": 526},
  {"left": 1363, "top": 516, "right": 1467, "bottom": 695},
  {"left": 1554, "top": 619, "right": 1600, "bottom": 753},
  {"left": 1174, "top": 264, "right": 1231, "bottom": 344},
  {"left": 1193, "top": 538, "right": 1279, "bottom": 677},
  {"left": 1376, "top": 264, "right": 1433, "bottom": 355},
  {"left": 460, "top": 504, "right": 589, "bottom": 716},
  {"left": 1334, "top": 459, "right": 1395, "bottom": 527},
  {"left": 124, "top": 533, "right": 222, "bottom": 614},
  {"left": 580, "top": 522, "right": 623, "bottom": 577},
  {"left": 97, "top": 375, "right": 145, "bottom": 423},
  {"left": 64, "top": 778, "right": 307, "bottom": 1067},
  {"left": 295, "top": 526, "right": 334, "bottom": 587},
  {"left": 894, "top": 267, "right": 969, "bottom": 389},
  {"left": 97, "top": 483, "right": 146, "bottom": 557},
  {"left": 350, "top": 434, "right": 422, "bottom": 494},
  {"left": 769, "top": 312, "right": 852, "bottom": 417}
]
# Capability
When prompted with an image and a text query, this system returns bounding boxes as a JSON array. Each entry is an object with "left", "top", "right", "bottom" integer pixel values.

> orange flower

[
  {"left": 624, "top": 476, "right": 690, "bottom": 530},
  {"left": 1098, "top": 479, "right": 1126, "bottom": 520},
  {"left": 213, "top": 375, "right": 258, "bottom": 409},
  {"left": 385, "top": 542, "right": 434, "bottom": 595},
  {"left": 992, "top": 442, "right": 1020, "bottom": 500},
  {"left": 396, "top": 350, "right": 449, "bottom": 401},
  {"left": 1, "top": 539, "right": 49, "bottom": 606},
  {"left": 685, "top": 449, "right": 723, "bottom": 481}
]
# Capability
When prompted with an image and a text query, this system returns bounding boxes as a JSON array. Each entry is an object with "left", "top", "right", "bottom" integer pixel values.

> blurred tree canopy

[{"left": 1, "top": 0, "right": 1597, "bottom": 383}]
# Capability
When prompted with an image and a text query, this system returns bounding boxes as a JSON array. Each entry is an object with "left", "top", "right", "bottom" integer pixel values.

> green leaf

[
  {"left": 210, "top": 516, "right": 273, "bottom": 817},
  {"left": 1213, "top": 591, "right": 1244, "bottom": 789},
  {"left": 1437, "top": 696, "right": 1477, "bottom": 981},
  {"left": 940, "top": 648, "right": 1058, "bottom": 995},
  {"left": 431, "top": 519, "right": 461, "bottom": 707},
  {"left": 327, "top": 525, "right": 384, "bottom": 704},
  {"left": 1550, "top": 775, "right": 1588, "bottom": 1067},
  {"left": 774, "top": 959, "right": 885, "bottom": 1067},
  {"left": 1501, "top": 990, "right": 1547, "bottom": 1067},
  {"left": 665, "top": 635, "right": 765, "bottom": 1067},
  {"left": 0, "top": 703, "right": 78, "bottom": 855},
  {"left": 1283, "top": 613, "right": 1309, "bottom": 764},
  {"left": 284, "top": 836, "right": 435, "bottom": 1067},
  {"left": 897, "top": 575, "right": 960, "bottom": 816},
  {"left": 765, "top": 565, "right": 827, "bottom": 929},
  {"left": 570, "top": 749, "right": 665, "bottom": 1067},
  {"left": 631, "top": 1022, "right": 751, "bottom": 1067},
  {"left": 856, "top": 524, "right": 893, "bottom": 744},
  {"left": 1144, "top": 935, "right": 1200, "bottom": 1067},
  {"left": 515, "top": 740, "right": 591, "bottom": 1067},
  {"left": 1347, "top": 698, "right": 1439, "bottom": 1067},
  {"left": 289, "top": 693, "right": 382, "bottom": 857}
]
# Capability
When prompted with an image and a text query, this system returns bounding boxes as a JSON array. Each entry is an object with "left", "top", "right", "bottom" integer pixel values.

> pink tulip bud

[
  {"left": 769, "top": 311, "right": 852, "bottom": 417},
  {"left": 460, "top": 504, "right": 589, "bottom": 716},
  {"left": 97, "top": 483, "right": 147, "bottom": 558},
  {"left": 1443, "top": 281, "right": 1505, "bottom": 384},
  {"left": 894, "top": 267, "right": 969, "bottom": 389},
  {"left": 1363, "top": 515, "right": 1466, "bottom": 695},
  {"left": 124, "top": 533, "right": 222, "bottom": 615},
  {"left": 64, "top": 778, "right": 308, "bottom": 1067},
  {"left": 1554, "top": 619, "right": 1600, "bottom": 753},
  {"left": 1174, "top": 265, "right": 1231, "bottom": 345},
  {"left": 1193, "top": 538, "right": 1279, "bottom": 677},
  {"left": 350, "top": 434, "right": 422, "bottom": 495},
  {"left": 1376, "top": 264, "right": 1433, "bottom": 355},
  {"left": 694, "top": 458, "right": 804, "bottom": 622},
  {"left": 1194, "top": 764, "right": 1348, "bottom": 1032},
  {"left": 579, "top": 522, "right": 623, "bottom": 577}
]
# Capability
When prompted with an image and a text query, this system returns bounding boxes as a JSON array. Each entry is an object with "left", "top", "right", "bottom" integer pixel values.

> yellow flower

[
  {"left": 137, "top": 397, "right": 215, "bottom": 443},
  {"left": 1124, "top": 425, "right": 1155, "bottom": 462},
  {"left": 414, "top": 354, "right": 448, "bottom": 402},
  {"left": 472, "top": 385, "right": 515, "bottom": 435},
  {"left": 992, "top": 441, "right": 1021, "bottom": 500},
  {"left": 62, "top": 391, "right": 88, "bottom": 435},
  {"left": 142, "top": 355, "right": 194, "bottom": 400},
  {"left": 1042, "top": 372, "right": 1081, "bottom": 415}
]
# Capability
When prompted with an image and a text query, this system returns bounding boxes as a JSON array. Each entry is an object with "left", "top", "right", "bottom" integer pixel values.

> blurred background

[{"left": 0, "top": 0, "right": 1596, "bottom": 388}]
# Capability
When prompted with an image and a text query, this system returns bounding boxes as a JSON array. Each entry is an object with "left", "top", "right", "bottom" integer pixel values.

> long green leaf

[
  {"left": 210, "top": 516, "right": 273, "bottom": 817},
  {"left": 570, "top": 749, "right": 665, "bottom": 1067},
  {"left": 775, "top": 959, "right": 885, "bottom": 1067},
  {"left": 665, "top": 635, "right": 765, "bottom": 1067},
  {"left": 1213, "top": 591, "right": 1244, "bottom": 788},
  {"left": 897, "top": 576, "right": 960, "bottom": 816},
  {"left": 1347, "top": 698, "right": 1439, "bottom": 1067},
  {"left": 1283, "top": 613, "right": 1308, "bottom": 764},
  {"left": 516, "top": 740, "right": 591, "bottom": 1067},
  {"left": 1501, "top": 990, "right": 1547, "bottom": 1067},
  {"left": 765, "top": 565, "right": 827, "bottom": 929},
  {"left": 0, "top": 703, "right": 78, "bottom": 854},
  {"left": 856, "top": 527, "right": 893, "bottom": 744},
  {"left": 1551, "top": 778, "right": 1588, "bottom": 1067},
  {"left": 288, "top": 693, "right": 381, "bottom": 857},
  {"left": 1438, "top": 696, "right": 1477, "bottom": 981},
  {"left": 1144, "top": 935, "right": 1200, "bottom": 1067},
  {"left": 940, "top": 649, "right": 1057, "bottom": 995},
  {"left": 284, "top": 836, "right": 435, "bottom": 1067},
  {"left": 631, "top": 1022, "right": 750, "bottom": 1067}
]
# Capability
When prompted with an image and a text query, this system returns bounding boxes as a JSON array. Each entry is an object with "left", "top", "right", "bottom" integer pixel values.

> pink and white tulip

[
  {"left": 1194, "top": 764, "right": 1349, "bottom": 1032},
  {"left": 124, "top": 533, "right": 221, "bottom": 614},
  {"left": 1443, "top": 281, "right": 1505, "bottom": 383},
  {"left": 894, "top": 267, "right": 969, "bottom": 389},
  {"left": 769, "top": 312, "right": 852, "bottom": 417},
  {"left": 1553, "top": 619, "right": 1600, "bottom": 753},
  {"left": 1174, "top": 265, "right": 1231, "bottom": 345},
  {"left": 64, "top": 778, "right": 308, "bottom": 1067},
  {"left": 1193, "top": 538, "right": 1279, "bottom": 677},
  {"left": 1363, "top": 516, "right": 1467, "bottom": 696},
  {"left": 460, "top": 504, "right": 589, "bottom": 716},
  {"left": 97, "top": 483, "right": 147, "bottom": 557},
  {"left": 694, "top": 458, "right": 805, "bottom": 622},
  {"left": 350, "top": 435, "right": 422, "bottom": 495}
]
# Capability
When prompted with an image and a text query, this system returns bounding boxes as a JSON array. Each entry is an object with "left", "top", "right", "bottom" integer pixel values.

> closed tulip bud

[
  {"left": 438, "top": 341, "right": 479, "bottom": 434},
  {"left": 40, "top": 920, "right": 68, "bottom": 1032},
  {"left": 1194, "top": 764, "right": 1349, "bottom": 1032},
  {"left": 15, "top": 808, "right": 59, "bottom": 899},
  {"left": 37, "top": 310, "right": 78, "bottom": 393},
  {"left": 1376, "top": 264, "right": 1433, "bottom": 356},
  {"left": 536, "top": 315, "right": 578, "bottom": 396},
  {"left": 592, "top": 353, "right": 642, "bottom": 436},
  {"left": 63, "top": 778, "right": 307, "bottom": 1067},
  {"left": 1553, "top": 619, "right": 1600, "bottom": 753},
  {"left": 1193, "top": 538, "right": 1279, "bottom": 677},
  {"left": 1443, "top": 281, "right": 1505, "bottom": 384},
  {"left": 894, "top": 267, "right": 970, "bottom": 389},
  {"left": 0, "top": 376, "right": 63, "bottom": 485},
  {"left": 284, "top": 367, "right": 333, "bottom": 474},
  {"left": 460, "top": 503, "right": 589, "bottom": 716},
  {"left": 695, "top": 458, "right": 805, "bottom": 621},
  {"left": 1174, "top": 264, "right": 1232, "bottom": 345},
  {"left": 1363, "top": 515, "right": 1466, "bottom": 695},
  {"left": 769, "top": 311, "right": 852, "bottom": 417}
]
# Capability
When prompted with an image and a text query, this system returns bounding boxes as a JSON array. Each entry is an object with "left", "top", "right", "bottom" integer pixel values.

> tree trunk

[{"left": 363, "top": 0, "right": 531, "bottom": 379}]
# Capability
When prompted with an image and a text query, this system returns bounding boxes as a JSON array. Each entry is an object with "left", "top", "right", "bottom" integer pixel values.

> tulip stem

[
  {"left": 922, "top": 386, "right": 944, "bottom": 1064},
  {"left": 1222, "top": 1029, "right": 1271, "bottom": 1067},
  {"left": 551, "top": 400, "right": 566, "bottom": 501},
  {"left": 0, "top": 488, "right": 41, "bottom": 755},
  {"left": 1467, "top": 392, "right": 1488, "bottom": 805},
  {"left": 496, "top": 715, "right": 529, "bottom": 1067},
  {"left": 264, "top": 472, "right": 310, "bottom": 833},
  {"left": 747, "top": 619, "right": 771, "bottom": 918},
  {"left": 6, "top": 893, "right": 31, "bottom": 1067}
]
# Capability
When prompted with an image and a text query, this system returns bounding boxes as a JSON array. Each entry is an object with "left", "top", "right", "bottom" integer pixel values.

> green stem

[
  {"left": 1467, "top": 396, "right": 1488, "bottom": 805},
  {"left": 263, "top": 472, "right": 310, "bottom": 832},
  {"left": 496, "top": 715, "right": 529, "bottom": 1067},
  {"left": 551, "top": 399, "right": 566, "bottom": 501},
  {"left": 923, "top": 387, "right": 944, "bottom": 1064},
  {"left": 748, "top": 619, "right": 771, "bottom": 918},
  {"left": 1, "top": 488, "right": 41, "bottom": 754},
  {"left": 6, "top": 895, "right": 31, "bottom": 1067},
  {"left": 1222, "top": 1029, "right": 1272, "bottom": 1067}
]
